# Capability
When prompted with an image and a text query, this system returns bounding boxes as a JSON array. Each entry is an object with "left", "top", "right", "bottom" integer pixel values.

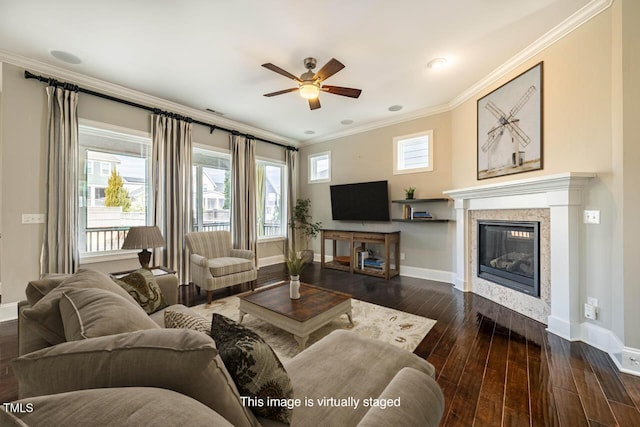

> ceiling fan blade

[
  {"left": 263, "top": 88, "right": 299, "bottom": 97},
  {"left": 261, "top": 63, "right": 302, "bottom": 83},
  {"left": 322, "top": 85, "right": 362, "bottom": 98},
  {"left": 308, "top": 98, "right": 321, "bottom": 110},
  {"left": 313, "top": 58, "right": 345, "bottom": 82}
]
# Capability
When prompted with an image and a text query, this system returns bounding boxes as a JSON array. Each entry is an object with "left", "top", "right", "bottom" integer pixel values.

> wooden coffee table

[{"left": 238, "top": 282, "right": 353, "bottom": 350}]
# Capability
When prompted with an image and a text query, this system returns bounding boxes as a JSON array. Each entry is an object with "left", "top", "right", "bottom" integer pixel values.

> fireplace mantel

[{"left": 444, "top": 172, "right": 596, "bottom": 341}]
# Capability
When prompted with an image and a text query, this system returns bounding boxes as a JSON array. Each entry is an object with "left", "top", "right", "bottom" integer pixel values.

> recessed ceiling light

[
  {"left": 427, "top": 58, "right": 448, "bottom": 70},
  {"left": 49, "top": 50, "right": 82, "bottom": 65},
  {"left": 340, "top": 119, "right": 354, "bottom": 125},
  {"left": 304, "top": 130, "right": 315, "bottom": 135},
  {"left": 388, "top": 105, "right": 403, "bottom": 112}
]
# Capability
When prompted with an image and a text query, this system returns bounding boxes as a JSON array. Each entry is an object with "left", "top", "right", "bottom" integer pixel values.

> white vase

[{"left": 290, "top": 275, "right": 301, "bottom": 299}]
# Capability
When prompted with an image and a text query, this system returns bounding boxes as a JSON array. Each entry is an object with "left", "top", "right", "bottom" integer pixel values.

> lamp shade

[{"left": 122, "top": 226, "right": 166, "bottom": 250}]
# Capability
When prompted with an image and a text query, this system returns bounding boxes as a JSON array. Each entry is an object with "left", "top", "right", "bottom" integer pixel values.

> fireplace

[{"left": 478, "top": 220, "right": 540, "bottom": 297}]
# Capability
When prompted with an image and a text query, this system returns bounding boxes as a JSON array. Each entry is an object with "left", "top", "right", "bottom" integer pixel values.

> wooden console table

[{"left": 321, "top": 229, "right": 400, "bottom": 280}]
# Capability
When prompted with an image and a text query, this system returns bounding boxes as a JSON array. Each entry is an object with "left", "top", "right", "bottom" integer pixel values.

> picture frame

[{"left": 477, "top": 62, "right": 543, "bottom": 180}]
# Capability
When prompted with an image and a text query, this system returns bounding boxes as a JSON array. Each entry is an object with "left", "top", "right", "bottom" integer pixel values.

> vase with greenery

[
  {"left": 404, "top": 186, "right": 416, "bottom": 200},
  {"left": 290, "top": 198, "right": 322, "bottom": 264},
  {"left": 285, "top": 253, "right": 306, "bottom": 299}
]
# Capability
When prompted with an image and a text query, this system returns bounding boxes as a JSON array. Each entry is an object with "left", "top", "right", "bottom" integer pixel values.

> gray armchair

[{"left": 185, "top": 231, "right": 257, "bottom": 304}]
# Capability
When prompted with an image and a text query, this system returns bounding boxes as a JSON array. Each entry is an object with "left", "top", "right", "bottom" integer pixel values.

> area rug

[{"left": 191, "top": 290, "right": 436, "bottom": 362}]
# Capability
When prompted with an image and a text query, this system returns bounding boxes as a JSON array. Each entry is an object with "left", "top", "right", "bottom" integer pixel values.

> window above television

[
  {"left": 308, "top": 151, "right": 331, "bottom": 183},
  {"left": 393, "top": 130, "right": 433, "bottom": 174}
]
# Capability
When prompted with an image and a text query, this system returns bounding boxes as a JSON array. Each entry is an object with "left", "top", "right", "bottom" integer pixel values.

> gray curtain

[
  {"left": 230, "top": 133, "right": 257, "bottom": 263},
  {"left": 151, "top": 114, "right": 192, "bottom": 284},
  {"left": 40, "top": 85, "right": 79, "bottom": 275},
  {"left": 285, "top": 149, "right": 297, "bottom": 256}
]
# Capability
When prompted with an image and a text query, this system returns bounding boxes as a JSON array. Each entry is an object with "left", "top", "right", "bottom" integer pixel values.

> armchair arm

[
  {"left": 356, "top": 367, "right": 444, "bottom": 427},
  {"left": 230, "top": 249, "right": 254, "bottom": 260},
  {"left": 190, "top": 253, "right": 209, "bottom": 267}
]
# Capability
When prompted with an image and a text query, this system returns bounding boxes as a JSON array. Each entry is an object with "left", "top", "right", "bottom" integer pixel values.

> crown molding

[
  {"left": 301, "top": 103, "right": 451, "bottom": 146},
  {"left": 0, "top": 49, "right": 299, "bottom": 147},
  {"left": 300, "top": 0, "right": 613, "bottom": 147},
  {"left": 448, "top": 0, "right": 613, "bottom": 109}
]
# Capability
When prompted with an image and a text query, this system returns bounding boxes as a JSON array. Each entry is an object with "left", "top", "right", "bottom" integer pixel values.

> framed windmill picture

[{"left": 477, "top": 62, "right": 543, "bottom": 180}]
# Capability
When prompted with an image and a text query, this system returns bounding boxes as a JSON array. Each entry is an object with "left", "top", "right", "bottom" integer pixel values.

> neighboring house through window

[
  {"left": 257, "top": 159, "right": 284, "bottom": 239},
  {"left": 393, "top": 130, "right": 433, "bottom": 174},
  {"left": 79, "top": 122, "right": 151, "bottom": 255},
  {"left": 308, "top": 151, "right": 331, "bottom": 183},
  {"left": 192, "top": 146, "right": 231, "bottom": 232}
]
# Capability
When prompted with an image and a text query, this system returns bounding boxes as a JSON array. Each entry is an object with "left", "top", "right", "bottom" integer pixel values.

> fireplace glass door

[{"left": 478, "top": 220, "right": 540, "bottom": 297}]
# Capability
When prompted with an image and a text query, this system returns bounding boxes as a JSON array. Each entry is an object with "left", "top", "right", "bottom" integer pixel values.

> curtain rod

[{"left": 24, "top": 70, "right": 298, "bottom": 152}]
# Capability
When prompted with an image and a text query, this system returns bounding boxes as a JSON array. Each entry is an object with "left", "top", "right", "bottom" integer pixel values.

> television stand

[{"left": 320, "top": 229, "right": 400, "bottom": 280}]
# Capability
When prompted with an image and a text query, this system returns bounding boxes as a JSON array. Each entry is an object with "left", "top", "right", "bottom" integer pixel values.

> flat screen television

[{"left": 330, "top": 180, "right": 390, "bottom": 221}]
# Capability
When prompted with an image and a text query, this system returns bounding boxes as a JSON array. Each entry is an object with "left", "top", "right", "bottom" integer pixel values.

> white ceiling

[{"left": 0, "top": 0, "right": 593, "bottom": 144}]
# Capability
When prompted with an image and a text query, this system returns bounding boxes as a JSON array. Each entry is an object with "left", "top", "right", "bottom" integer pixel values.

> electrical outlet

[
  {"left": 400, "top": 253, "right": 405, "bottom": 260},
  {"left": 583, "top": 210, "right": 601, "bottom": 224},
  {"left": 584, "top": 303, "right": 597, "bottom": 320},
  {"left": 22, "top": 214, "right": 45, "bottom": 224}
]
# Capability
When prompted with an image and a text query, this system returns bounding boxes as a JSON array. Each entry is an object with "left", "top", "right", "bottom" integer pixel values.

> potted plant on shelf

[
  {"left": 285, "top": 252, "right": 307, "bottom": 299},
  {"left": 290, "top": 198, "right": 322, "bottom": 264},
  {"left": 404, "top": 186, "right": 416, "bottom": 200}
]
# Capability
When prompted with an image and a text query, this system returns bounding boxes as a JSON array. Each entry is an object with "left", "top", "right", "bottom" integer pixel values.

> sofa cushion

[
  {"left": 210, "top": 313, "right": 293, "bottom": 424},
  {"left": 59, "top": 287, "right": 160, "bottom": 340},
  {"left": 165, "top": 309, "right": 212, "bottom": 333},
  {"left": 21, "top": 269, "right": 141, "bottom": 345},
  {"left": 11, "top": 328, "right": 259, "bottom": 427},
  {"left": 25, "top": 274, "right": 71, "bottom": 306},
  {"left": 208, "top": 257, "right": 253, "bottom": 276},
  {"left": 7, "top": 387, "right": 234, "bottom": 427},
  {"left": 285, "top": 329, "right": 436, "bottom": 426},
  {"left": 112, "top": 269, "right": 168, "bottom": 314}
]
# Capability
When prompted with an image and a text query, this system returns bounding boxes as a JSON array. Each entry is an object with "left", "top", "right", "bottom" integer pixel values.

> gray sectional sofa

[{"left": 6, "top": 269, "right": 444, "bottom": 426}]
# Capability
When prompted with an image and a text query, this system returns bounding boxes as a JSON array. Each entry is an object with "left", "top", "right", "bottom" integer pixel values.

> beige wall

[
  {"left": 299, "top": 112, "right": 455, "bottom": 274},
  {"left": 0, "top": 63, "right": 286, "bottom": 303},
  {"left": 449, "top": 6, "right": 640, "bottom": 348}
]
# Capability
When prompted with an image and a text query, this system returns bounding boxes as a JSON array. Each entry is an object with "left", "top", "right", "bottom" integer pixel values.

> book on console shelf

[{"left": 411, "top": 211, "right": 433, "bottom": 219}]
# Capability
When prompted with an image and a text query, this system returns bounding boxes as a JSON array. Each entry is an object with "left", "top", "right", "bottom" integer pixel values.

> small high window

[
  {"left": 308, "top": 151, "right": 331, "bottom": 183},
  {"left": 393, "top": 130, "right": 433, "bottom": 174}
]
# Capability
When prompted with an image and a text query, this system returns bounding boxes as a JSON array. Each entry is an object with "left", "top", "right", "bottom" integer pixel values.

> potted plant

[
  {"left": 290, "top": 198, "right": 322, "bottom": 264},
  {"left": 404, "top": 186, "right": 416, "bottom": 200},
  {"left": 285, "top": 252, "right": 307, "bottom": 299}
]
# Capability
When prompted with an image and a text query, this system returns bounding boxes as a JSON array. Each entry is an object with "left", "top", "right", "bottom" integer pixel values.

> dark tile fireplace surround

[{"left": 478, "top": 220, "right": 540, "bottom": 298}]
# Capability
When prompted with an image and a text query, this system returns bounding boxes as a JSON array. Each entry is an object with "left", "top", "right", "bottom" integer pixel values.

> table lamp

[{"left": 122, "top": 226, "right": 166, "bottom": 269}]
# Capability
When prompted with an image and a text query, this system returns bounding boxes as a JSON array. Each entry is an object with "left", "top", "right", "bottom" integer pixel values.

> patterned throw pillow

[
  {"left": 209, "top": 313, "right": 293, "bottom": 424},
  {"left": 113, "top": 269, "right": 167, "bottom": 314},
  {"left": 164, "top": 310, "right": 212, "bottom": 334}
]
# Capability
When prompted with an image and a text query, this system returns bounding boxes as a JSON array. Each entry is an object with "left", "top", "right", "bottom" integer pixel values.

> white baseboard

[
  {"left": 0, "top": 302, "right": 18, "bottom": 322},
  {"left": 399, "top": 265, "right": 455, "bottom": 284},
  {"left": 259, "top": 254, "right": 285, "bottom": 267}
]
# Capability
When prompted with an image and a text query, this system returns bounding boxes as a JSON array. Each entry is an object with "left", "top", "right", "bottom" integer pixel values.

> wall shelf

[
  {"left": 391, "top": 198, "right": 450, "bottom": 204},
  {"left": 392, "top": 219, "right": 452, "bottom": 223}
]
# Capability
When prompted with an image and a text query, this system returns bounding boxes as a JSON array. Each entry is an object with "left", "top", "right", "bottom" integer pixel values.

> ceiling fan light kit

[{"left": 262, "top": 57, "right": 362, "bottom": 110}]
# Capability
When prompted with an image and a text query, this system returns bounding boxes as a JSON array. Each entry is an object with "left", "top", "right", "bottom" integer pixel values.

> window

[
  {"left": 257, "top": 160, "right": 285, "bottom": 239},
  {"left": 192, "top": 147, "right": 230, "bottom": 232},
  {"left": 79, "top": 123, "right": 151, "bottom": 255},
  {"left": 308, "top": 151, "right": 331, "bottom": 183},
  {"left": 393, "top": 130, "right": 433, "bottom": 174},
  {"left": 100, "top": 161, "right": 112, "bottom": 176}
]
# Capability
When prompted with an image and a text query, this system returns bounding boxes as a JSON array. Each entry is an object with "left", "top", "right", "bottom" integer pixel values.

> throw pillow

[
  {"left": 209, "top": 313, "right": 293, "bottom": 424},
  {"left": 165, "top": 309, "right": 212, "bottom": 333},
  {"left": 22, "top": 269, "right": 142, "bottom": 345},
  {"left": 112, "top": 269, "right": 168, "bottom": 314},
  {"left": 11, "top": 328, "right": 258, "bottom": 427},
  {"left": 59, "top": 287, "right": 160, "bottom": 341}
]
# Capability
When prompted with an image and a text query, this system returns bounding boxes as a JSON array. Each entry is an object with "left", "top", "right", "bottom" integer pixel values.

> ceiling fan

[{"left": 261, "top": 57, "right": 362, "bottom": 110}]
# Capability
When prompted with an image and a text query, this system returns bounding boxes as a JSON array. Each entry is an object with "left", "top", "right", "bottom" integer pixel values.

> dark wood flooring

[{"left": 3, "top": 263, "right": 640, "bottom": 426}]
